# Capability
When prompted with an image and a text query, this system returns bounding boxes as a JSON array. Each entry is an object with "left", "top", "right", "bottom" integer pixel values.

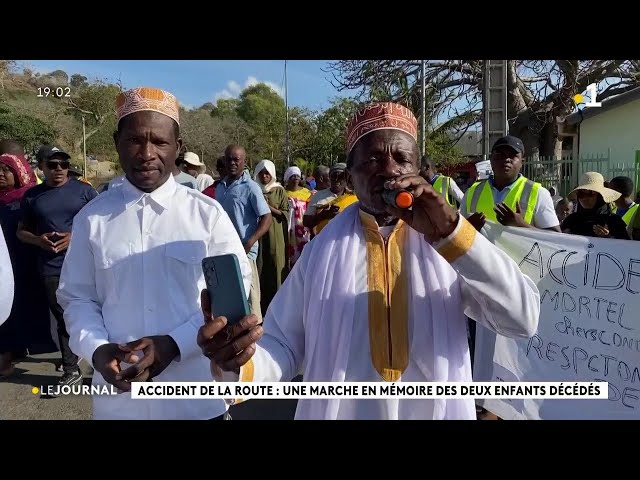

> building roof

[{"left": 565, "top": 85, "right": 640, "bottom": 126}]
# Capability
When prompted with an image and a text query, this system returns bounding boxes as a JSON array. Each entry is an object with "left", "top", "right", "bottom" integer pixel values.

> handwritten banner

[{"left": 473, "top": 222, "right": 640, "bottom": 419}]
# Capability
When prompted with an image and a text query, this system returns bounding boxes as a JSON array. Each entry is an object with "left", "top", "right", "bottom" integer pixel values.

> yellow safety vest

[
  {"left": 432, "top": 175, "right": 454, "bottom": 206},
  {"left": 465, "top": 176, "right": 541, "bottom": 225},
  {"left": 612, "top": 203, "right": 639, "bottom": 225}
]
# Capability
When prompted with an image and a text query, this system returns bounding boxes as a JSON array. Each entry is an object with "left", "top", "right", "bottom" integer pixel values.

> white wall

[{"left": 579, "top": 98, "right": 640, "bottom": 168}]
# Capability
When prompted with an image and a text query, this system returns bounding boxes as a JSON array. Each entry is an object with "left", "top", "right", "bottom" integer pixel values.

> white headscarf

[
  {"left": 253, "top": 159, "right": 281, "bottom": 192},
  {"left": 284, "top": 166, "right": 302, "bottom": 183}
]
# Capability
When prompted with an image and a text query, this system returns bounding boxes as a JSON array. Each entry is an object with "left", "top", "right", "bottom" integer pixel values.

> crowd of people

[{"left": 0, "top": 85, "right": 638, "bottom": 420}]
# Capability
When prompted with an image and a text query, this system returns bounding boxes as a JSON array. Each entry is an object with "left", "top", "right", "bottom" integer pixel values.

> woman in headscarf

[
  {"left": 284, "top": 165, "right": 312, "bottom": 268},
  {"left": 562, "top": 172, "right": 630, "bottom": 240},
  {"left": 0, "top": 154, "right": 56, "bottom": 377},
  {"left": 254, "top": 160, "right": 290, "bottom": 314}
]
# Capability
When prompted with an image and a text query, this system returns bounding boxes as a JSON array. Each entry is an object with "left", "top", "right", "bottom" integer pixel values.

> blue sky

[{"left": 19, "top": 60, "right": 357, "bottom": 111}]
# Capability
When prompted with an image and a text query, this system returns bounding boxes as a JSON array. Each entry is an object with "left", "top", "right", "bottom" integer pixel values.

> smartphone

[{"left": 201, "top": 254, "right": 250, "bottom": 326}]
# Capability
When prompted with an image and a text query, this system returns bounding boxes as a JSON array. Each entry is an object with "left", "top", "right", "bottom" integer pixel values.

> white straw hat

[
  {"left": 568, "top": 172, "right": 621, "bottom": 203},
  {"left": 183, "top": 151, "right": 204, "bottom": 167}
]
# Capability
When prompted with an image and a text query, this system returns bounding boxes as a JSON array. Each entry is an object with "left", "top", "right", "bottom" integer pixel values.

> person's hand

[
  {"left": 92, "top": 343, "right": 142, "bottom": 392},
  {"left": 593, "top": 224, "right": 610, "bottom": 237},
  {"left": 52, "top": 232, "right": 71, "bottom": 253},
  {"left": 268, "top": 205, "right": 281, "bottom": 217},
  {"left": 319, "top": 206, "right": 338, "bottom": 220},
  {"left": 197, "top": 289, "right": 263, "bottom": 378},
  {"left": 37, "top": 233, "right": 57, "bottom": 252},
  {"left": 467, "top": 212, "right": 486, "bottom": 232},
  {"left": 383, "top": 174, "right": 458, "bottom": 242},
  {"left": 494, "top": 203, "right": 529, "bottom": 228},
  {"left": 115, "top": 335, "right": 180, "bottom": 386}
]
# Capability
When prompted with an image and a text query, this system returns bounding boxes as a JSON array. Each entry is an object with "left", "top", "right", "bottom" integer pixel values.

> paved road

[
  {"left": 0, "top": 352, "right": 92, "bottom": 420},
  {"left": 0, "top": 352, "right": 298, "bottom": 420}
]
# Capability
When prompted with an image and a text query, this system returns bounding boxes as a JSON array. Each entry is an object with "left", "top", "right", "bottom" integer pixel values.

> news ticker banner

[
  {"left": 119, "top": 382, "right": 607, "bottom": 400},
  {"left": 30, "top": 381, "right": 607, "bottom": 400},
  {"left": 474, "top": 223, "right": 640, "bottom": 420}
]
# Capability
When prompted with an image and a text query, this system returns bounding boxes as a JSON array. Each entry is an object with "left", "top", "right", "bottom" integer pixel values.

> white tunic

[
  {"left": 225, "top": 202, "right": 540, "bottom": 420},
  {"left": 0, "top": 224, "right": 14, "bottom": 326},
  {"left": 57, "top": 175, "right": 251, "bottom": 420}
]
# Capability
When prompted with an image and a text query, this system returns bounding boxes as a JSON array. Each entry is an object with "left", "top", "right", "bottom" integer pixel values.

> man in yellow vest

[
  {"left": 460, "top": 135, "right": 560, "bottom": 232},
  {"left": 419, "top": 157, "right": 464, "bottom": 208},
  {"left": 461, "top": 134, "right": 559, "bottom": 421},
  {"left": 609, "top": 176, "right": 638, "bottom": 237},
  {"left": 632, "top": 204, "right": 640, "bottom": 241}
]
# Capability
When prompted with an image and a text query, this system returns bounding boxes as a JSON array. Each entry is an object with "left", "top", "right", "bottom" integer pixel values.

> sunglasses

[{"left": 46, "top": 160, "right": 70, "bottom": 170}]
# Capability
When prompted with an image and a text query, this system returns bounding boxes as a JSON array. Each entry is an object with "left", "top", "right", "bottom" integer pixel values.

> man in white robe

[
  {"left": 197, "top": 102, "right": 540, "bottom": 420},
  {"left": 57, "top": 87, "right": 251, "bottom": 420}
]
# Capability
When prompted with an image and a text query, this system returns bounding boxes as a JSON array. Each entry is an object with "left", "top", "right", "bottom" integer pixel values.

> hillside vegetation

[{"left": 0, "top": 61, "right": 464, "bottom": 184}]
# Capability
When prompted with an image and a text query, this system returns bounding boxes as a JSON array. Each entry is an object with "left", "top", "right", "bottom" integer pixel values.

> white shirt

[
  {"left": 449, "top": 179, "right": 465, "bottom": 204},
  {"left": 196, "top": 173, "right": 214, "bottom": 192},
  {"left": 0, "top": 225, "right": 14, "bottom": 326},
  {"left": 57, "top": 174, "right": 251, "bottom": 420},
  {"left": 305, "top": 188, "right": 337, "bottom": 216},
  {"left": 460, "top": 175, "right": 559, "bottom": 229},
  {"left": 431, "top": 174, "right": 464, "bottom": 205}
]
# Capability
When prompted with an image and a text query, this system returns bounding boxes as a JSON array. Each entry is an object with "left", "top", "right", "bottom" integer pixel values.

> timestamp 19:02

[{"left": 37, "top": 87, "right": 71, "bottom": 98}]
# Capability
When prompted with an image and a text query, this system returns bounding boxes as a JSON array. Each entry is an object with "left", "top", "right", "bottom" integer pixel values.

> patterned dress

[{"left": 286, "top": 187, "right": 312, "bottom": 267}]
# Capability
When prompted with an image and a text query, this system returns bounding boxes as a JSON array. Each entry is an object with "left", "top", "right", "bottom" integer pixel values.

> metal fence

[{"left": 522, "top": 152, "right": 640, "bottom": 197}]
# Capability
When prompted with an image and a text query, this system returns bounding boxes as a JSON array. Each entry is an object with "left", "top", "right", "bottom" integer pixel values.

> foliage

[
  {"left": 310, "top": 97, "right": 361, "bottom": 167},
  {"left": 0, "top": 103, "right": 56, "bottom": 154},
  {"left": 326, "top": 60, "right": 640, "bottom": 158},
  {"left": 425, "top": 130, "right": 466, "bottom": 167}
]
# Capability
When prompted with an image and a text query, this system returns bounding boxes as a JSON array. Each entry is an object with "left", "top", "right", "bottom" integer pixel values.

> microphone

[{"left": 382, "top": 188, "right": 414, "bottom": 209}]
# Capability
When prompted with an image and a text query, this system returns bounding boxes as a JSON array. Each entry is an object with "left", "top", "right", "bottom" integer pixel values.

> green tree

[
  {"left": 287, "top": 107, "right": 316, "bottom": 172},
  {"left": 311, "top": 97, "right": 360, "bottom": 166},
  {"left": 425, "top": 130, "right": 466, "bottom": 166},
  {"left": 70, "top": 74, "right": 88, "bottom": 88},
  {"left": 236, "top": 84, "right": 286, "bottom": 163},
  {"left": 181, "top": 108, "right": 230, "bottom": 171},
  {"left": 63, "top": 79, "right": 121, "bottom": 154},
  {"left": 211, "top": 98, "right": 240, "bottom": 117},
  {"left": 0, "top": 104, "right": 56, "bottom": 154}
]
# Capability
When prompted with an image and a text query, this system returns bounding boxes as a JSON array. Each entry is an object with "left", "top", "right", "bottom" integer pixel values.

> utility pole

[
  {"left": 420, "top": 60, "right": 426, "bottom": 158},
  {"left": 482, "top": 60, "right": 508, "bottom": 159},
  {"left": 285, "top": 60, "right": 291, "bottom": 168},
  {"left": 82, "top": 116, "right": 87, "bottom": 178}
]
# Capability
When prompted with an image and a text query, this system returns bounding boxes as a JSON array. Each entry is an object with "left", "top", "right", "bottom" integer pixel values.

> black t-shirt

[
  {"left": 561, "top": 212, "right": 629, "bottom": 240},
  {"left": 21, "top": 178, "right": 98, "bottom": 276}
]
